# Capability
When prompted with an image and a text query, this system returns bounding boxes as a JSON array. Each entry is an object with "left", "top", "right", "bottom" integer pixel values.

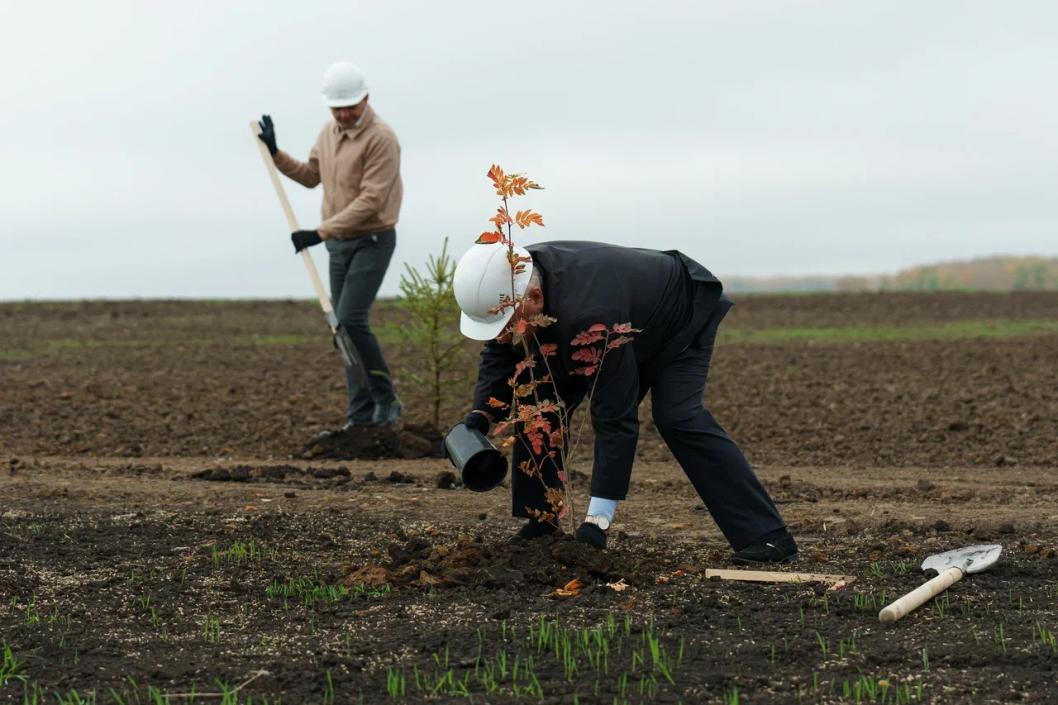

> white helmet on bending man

[{"left": 453, "top": 243, "right": 535, "bottom": 341}]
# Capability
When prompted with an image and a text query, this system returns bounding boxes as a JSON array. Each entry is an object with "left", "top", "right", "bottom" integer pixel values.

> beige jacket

[{"left": 273, "top": 106, "right": 403, "bottom": 239}]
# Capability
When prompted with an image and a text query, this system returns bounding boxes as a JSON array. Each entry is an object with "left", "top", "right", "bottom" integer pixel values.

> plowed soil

[{"left": 2, "top": 293, "right": 1057, "bottom": 704}]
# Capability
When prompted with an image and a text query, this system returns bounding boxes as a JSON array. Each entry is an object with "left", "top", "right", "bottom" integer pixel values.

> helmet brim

[
  {"left": 459, "top": 309, "right": 515, "bottom": 341},
  {"left": 322, "top": 90, "right": 369, "bottom": 108}
]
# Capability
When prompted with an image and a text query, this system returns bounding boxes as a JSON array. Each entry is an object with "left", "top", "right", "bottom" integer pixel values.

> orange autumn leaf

[
  {"left": 570, "top": 330, "right": 604, "bottom": 346},
  {"left": 509, "top": 175, "right": 543, "bottom": 195},
  {"left": 514, "top": 356, "right": 536, "bottom": 377},
  {"left": 487, "top": 164, "right": 506, "bottom": 195},
  {"left": 535, "top": 399, "right": 560, "bottom": 415},
  {"left": 526, "top": 314, "right": 557, "bottom": 329},
  {"left": 571, "top": 347, "right": 603, "bottom": 364},
  {"left": 514, "top": 383, "right": 538, "bottom": 398},
  {"left": 487, "top": 397, "right": 509, "bottom": 409},
  {"left": 476, "top": 231, "right": 504, "bottom": 245},
  {"left": 489, "top": 207, "right": 512, "bottom": 228},
  {"left": 515, "top": 209, "right": 545, "bottom": 229}
]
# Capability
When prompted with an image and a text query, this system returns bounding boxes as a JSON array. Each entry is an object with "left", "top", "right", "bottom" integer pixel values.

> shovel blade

[
  {"left": 332, "top": 325, "right": 367, "bottom": 386},
  {"left": 921, "top": 544, "right": 1002, "bottom": 575}
]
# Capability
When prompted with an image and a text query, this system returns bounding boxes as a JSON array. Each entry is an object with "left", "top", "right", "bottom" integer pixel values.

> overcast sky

[{"left": 2, "top": 0, "right": 1056, "bottom": 299}]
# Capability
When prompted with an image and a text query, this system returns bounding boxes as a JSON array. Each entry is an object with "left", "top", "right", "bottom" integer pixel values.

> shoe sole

[{"left": 730, "top": 552, "right": 799, "bottom": 566}]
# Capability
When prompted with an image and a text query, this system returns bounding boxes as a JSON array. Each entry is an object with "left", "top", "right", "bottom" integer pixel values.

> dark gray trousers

[
  {"left": 511, "top": 298, "right": 785, "bottom": 550},
  {"left": 326, "top": 229, "right": 397, "bottom": 421}
]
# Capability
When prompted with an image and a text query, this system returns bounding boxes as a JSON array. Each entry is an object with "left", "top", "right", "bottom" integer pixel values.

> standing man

[
  {"left": 258, "top": 61, "right": 403, "bottom": 430},
  {"left": 451, "top": 240, "right": 797, "bottom": 564}
]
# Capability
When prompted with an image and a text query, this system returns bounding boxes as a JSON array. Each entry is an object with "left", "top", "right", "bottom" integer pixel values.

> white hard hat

[
  {"left": 321, "top": 62, "right": 368, "bottom": 107},
  {"left": 454, "top": 243, "right": 534, "bottom": 341}
]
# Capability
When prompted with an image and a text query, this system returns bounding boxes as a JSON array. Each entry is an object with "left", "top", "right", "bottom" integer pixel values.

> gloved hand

[
  {"left": 291, "top": 230, "right": 322, "bottom": 252},
  {"left": 257, "top": 114, "right": 278, "bottom": 156},
  {"left": 463, "top": 411, "right": 491, "bottom": 434}
]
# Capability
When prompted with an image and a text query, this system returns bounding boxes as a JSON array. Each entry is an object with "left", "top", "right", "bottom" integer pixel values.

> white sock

[{"left": 586, "top": 497, "right": 618, "bottom": 523}]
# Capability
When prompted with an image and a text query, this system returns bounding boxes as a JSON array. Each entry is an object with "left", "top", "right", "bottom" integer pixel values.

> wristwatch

[{"left": 584, "top": 515, "right": 611, "bottom": 531}]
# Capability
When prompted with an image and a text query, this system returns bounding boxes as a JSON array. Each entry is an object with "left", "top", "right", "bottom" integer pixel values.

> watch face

[{"left": 589, "top": 515, "right": 610, "bottom": 531}]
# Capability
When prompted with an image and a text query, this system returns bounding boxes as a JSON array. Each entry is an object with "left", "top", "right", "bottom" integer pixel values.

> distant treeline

[{"left": 724, "top": 255, "right": 1058, "bottom": 293}]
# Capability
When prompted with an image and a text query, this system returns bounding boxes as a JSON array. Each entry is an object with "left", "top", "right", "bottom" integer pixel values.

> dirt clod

[{"left": 345, "top": 535, "right": 640, "bottom": 591}]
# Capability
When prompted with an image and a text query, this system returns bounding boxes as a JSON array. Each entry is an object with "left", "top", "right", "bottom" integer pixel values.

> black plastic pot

[{"left": 443, "top": 422, "right": 508, "bottom": 492}]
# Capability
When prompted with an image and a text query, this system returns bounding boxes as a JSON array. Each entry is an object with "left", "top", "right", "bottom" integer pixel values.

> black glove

[
  {"left": 463, "top": 411, "right": 491, "bottom": 434},
  {"left": 291, "top": 230, "right": 322, "bottom": 252},
  {"left": 258, "top": 114, "right": 278, "bottom": 156}
]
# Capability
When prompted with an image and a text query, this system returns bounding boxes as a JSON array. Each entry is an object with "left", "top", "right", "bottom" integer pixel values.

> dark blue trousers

[{"left": 326, "top": 230, "right": 398, "bottom": 422}]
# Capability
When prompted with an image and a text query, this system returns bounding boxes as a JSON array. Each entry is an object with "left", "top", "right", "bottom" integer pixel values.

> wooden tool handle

[
  {"left": 878, "top": 566, "right": 963, "bottom": 624},
  {"left": 248, "top": 121, "right": 335, "bottom": 318}
]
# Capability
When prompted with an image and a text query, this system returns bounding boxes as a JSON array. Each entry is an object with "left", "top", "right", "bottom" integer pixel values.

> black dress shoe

[
  {"left": 508, "top": 519, "right": 561, "bottom": 543},
  {"left": 372, "top": 398, "right": 403, "bottom": 427},
  {"left": 731, "top": 527, "right": 798, "bottom": 565},
  {"left": 574, "top": 522, "right": 607, "bottom": 550}
]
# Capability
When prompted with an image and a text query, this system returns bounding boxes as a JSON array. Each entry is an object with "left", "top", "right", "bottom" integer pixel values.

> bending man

[{"left": 452, "top": 240, "right": 796, "bottom": 564}]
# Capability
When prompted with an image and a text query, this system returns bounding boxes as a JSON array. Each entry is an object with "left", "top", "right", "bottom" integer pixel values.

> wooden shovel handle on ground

[{"left": 878, "top": 566, "right": 964, "bottom": 624}]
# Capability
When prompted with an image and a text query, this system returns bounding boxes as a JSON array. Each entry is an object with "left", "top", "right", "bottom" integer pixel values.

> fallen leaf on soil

[
  {"left": 606, "top": 579, "right": 630, "bottom": 592},
  {"left": 656, "top": 568, "right": 690, "bottom": 585},
  {"left": 548, "top": 578, "right": 584, "bottom": 598},
  {"left": 242, "top": 505, "right": 256, "bottom": 512}
]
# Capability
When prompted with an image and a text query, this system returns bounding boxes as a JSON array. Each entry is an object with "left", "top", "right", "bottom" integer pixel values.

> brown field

[{"left": 2, "top": 292, "right": 1057, "bottom": 704}]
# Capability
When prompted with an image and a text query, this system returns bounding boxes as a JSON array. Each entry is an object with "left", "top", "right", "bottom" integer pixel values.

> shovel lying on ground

[
  {"left": 878, "top": 544, "right": 1002, "bottom": 624},
  {"left": 249, "top": 121, "right": 367, "bottom": 385}
]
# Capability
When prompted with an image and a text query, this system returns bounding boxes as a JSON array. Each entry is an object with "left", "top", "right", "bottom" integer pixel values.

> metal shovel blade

[
  {"left": 322, "top": 310, "right": 367, "bottom": 386},
  {"left": 332, "top": 325, "right": 368, "bottom": 387},
  {"left": 921, "top": 544, "right": 1002, "bottom": 576}
]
